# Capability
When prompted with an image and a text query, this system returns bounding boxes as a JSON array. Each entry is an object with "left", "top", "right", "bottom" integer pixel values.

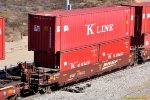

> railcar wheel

[
  {"left": 39, "top": 86, "right": 52, "bottom": 94},
  {"left": 7, "top": 94, "right": 18, "bottom": 100},
  {"left": 39, "top": 88, "right": 45, "bottom": 94},
  {"left": 46, "top": 86, "right": 52, "bottom": 93}
]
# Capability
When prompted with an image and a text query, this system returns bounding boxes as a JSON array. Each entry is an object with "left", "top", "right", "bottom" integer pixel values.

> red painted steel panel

[
  {"left": 34, "top": 51, "right": 56, "bottom": 68},
  {"left": 126, "top": 2, "right": 150, "bottom": 34},
  {"left": 34, "top": 46, "right": 98, "bottom": 71},
  {"left": 144, "top": 34, "right": 150, "bottom": 49},
  {"left": 145, "top": 6, "right": 150, "bottom": 33},
  {"left": 142, "top": 7, "right": 146, "bottom": 34},
  {"left": 99, "top": 38, "right": 130, "bottom": 61},
  {"left": 29, "top": 6, "right": 132, "bottom": 52},
  {"left": 59, "top": 9, "right": 130, "bottom": 51},
  {"left": 130, "top": 7, "right": 135, "bottom": 37},
  {"left": 0, "top": 17, "right": 4, "bottom": 60},
  {"left": 28, "top": 15, "right": 55, "bottom": 52},
  {"left": 60, "top": 46, "right": 98, "bottom": 72}
]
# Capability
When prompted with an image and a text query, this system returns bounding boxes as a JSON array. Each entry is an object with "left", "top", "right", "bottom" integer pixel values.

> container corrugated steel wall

[
  {"left": 34, "top": 51, "right": 56, "bottom": 68},
  {"left": 28, "top": 15, "right": 55, "bottom": 52},
  {"left": 130, "top": 7, "right": 135, "bottom": 36},
  {"left": 134, "top": 2, "right": 150, "bottom": 34},
  {"left": 0, "top": 17, "right": 4, "bottom": 60},
  {"left": 57, "top": 9, "right": 131, "bottom": 52},
  {"left": 142, "top": 7, "right": 146, "bottom": 34},
  {"left": 34, "top": 38, "right": 131, "bottom": 71},
  {"left": 99, "top": 38, "right": 130, "bottom": 61},
  {"left": 144, "top": 34, "right": 150, "bottom": 49},
  {"left": 127, "top": 2, "right": 150, "bottom": 35},
  {"left": 60, "top": 46, "right": 98, "bottom": 72},
  {"left": 29, "top": 6, "right": 133, "bottom": 52},
  {"left": 144, "top": 6, "right": 150, "bottom": 34},
  {"left": 34, "top": 46, "right": 99, "bottom": 71}
]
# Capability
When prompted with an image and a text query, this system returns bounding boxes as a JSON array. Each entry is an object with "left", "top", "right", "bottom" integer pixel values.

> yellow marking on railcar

[
  {"left": 77, "top": 70, "right": 80, "bottom": 73},
  {"left": 8, "top": 89, "right": 13, "bottom": 94},
  {"left": 118, "top": 59, "right": 122, "bottom": 61},
  {"left": 49, "top": 76, "right": 54, "bottom": 80},
  {"left": 129, "top": 54, "right": 132, "bottom": 58},
  {"left": 99, "top": 64, "right": 102, "bottom": 67},
  {"left": 63, "top": 74, "right": 67, "bottom": 76},
  {"left": 126, "top": 20, "right": 129, "bottom": 24}
]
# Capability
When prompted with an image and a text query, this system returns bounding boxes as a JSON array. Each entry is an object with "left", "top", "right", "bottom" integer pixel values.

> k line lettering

[
  {"left": 85, "top": 24, "right": 113, "bottom": 35},
  {"left": 70, "top": 61, "right": 90, "bottom": 69},
  {"left": 102, "top": 52, "right": 124, "bottom": 59},
  {"left": 64, "top": 61, "right": 91, "bottom": 69}
]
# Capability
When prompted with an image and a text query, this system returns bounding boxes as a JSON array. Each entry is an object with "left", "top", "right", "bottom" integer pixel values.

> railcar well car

[{"left": 26, "top": 6, "right": 135, "bottom": 93}]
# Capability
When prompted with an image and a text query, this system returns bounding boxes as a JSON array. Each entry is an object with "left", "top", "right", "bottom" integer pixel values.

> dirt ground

[{"left": 0, "top": 36, "right": 33, "bottom": 69}]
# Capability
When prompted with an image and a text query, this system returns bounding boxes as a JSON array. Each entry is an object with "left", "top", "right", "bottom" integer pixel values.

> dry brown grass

[{"left": 0, "top": 0, "right": 130, "bottom": 41}]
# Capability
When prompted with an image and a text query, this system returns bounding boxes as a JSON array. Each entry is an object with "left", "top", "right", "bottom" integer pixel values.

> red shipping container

[
  {"left": 136, "top": 2, "right": 150, "bottom": 34},
  {"left": 0, "top": 17, "right": 4, "bottom": 60},
  {"left": 29, "top": 6, "right": 133, "bottom": 52},
  {"left": 60, "top": 46, "right": 98, "bottom": 71},
  {"left": 129, "top": 7, "right": 135, "bottom": 37},
  {"left": 144, "top": 34, "right": 150, "bottom": 49},
  {"left": 143, "top": 3, "right": 150, "bottom": 34},
  {"left": 126, "top": 2, "right": 150, "bottom": 35},
  {"left": 99, "top": 38, "right": 130, "bottom": 61},
  {"left": 34, "top": 46, "right": 98, "bottom": 72},
  {"left": 34, "top": 51, "right": 56, "bottom": 69}
]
